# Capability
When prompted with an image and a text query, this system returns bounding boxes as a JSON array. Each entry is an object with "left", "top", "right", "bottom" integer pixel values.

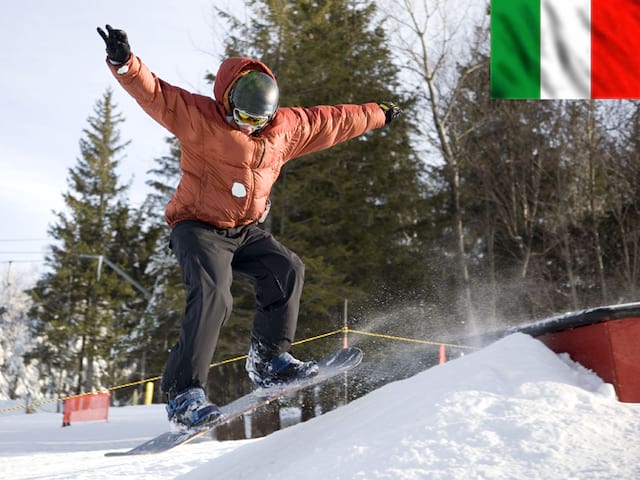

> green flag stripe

[{"left": 491, "top": 0, "right": 541, "bottom": 99}]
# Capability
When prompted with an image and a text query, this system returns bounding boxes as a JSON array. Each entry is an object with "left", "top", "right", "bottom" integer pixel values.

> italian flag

[{"left": 491, "top": 0, "right": 640, "bottom": 99}]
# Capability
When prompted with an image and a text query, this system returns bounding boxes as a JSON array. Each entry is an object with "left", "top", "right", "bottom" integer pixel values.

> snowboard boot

[
  {"left": 245, "top": 341, "right": 319, "bottom": 388},
  {"left": 166, "top": 387, "right": 222, "bottom": 430}
]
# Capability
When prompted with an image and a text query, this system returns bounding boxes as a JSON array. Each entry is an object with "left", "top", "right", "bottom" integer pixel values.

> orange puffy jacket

[{"left": 108, "top": 55, "right": 386, "bottom": 229}]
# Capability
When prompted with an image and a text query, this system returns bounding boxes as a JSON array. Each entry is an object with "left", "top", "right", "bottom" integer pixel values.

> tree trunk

[
  {"left": 586, "top": 104, "right": 608, "bottom": 302},
  {"left": 76, "top": 335, "right": 85, "bottom": 394},
  {"left": 561, "top": 224, "right": 579, "bottom": 310}
]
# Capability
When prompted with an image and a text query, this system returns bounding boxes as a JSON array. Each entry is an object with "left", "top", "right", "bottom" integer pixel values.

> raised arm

[{"left": 97, "top": 25, "right": 205, "bottom": 142}]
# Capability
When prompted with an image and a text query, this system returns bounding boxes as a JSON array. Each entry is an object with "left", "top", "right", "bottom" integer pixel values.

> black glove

[
  {"left": 378, "top": 102, "right": 402, "bottom": 125},
  {"left": 97, "top": 24, "right": 131, "bottom": 65}
]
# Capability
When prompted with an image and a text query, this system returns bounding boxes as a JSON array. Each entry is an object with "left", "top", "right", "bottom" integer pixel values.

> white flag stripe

[{"left": 540, "top": 0, "right": 591, "bottom": 99}]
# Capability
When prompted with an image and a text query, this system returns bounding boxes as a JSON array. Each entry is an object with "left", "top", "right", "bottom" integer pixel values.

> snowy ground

[{"left": 1, "top": 333, "right": 639, "bottom": 480}]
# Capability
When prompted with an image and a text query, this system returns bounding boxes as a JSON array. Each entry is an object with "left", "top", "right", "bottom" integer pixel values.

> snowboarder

[{"left": 97, "top": 24, "right": 401, "bottom": 429}]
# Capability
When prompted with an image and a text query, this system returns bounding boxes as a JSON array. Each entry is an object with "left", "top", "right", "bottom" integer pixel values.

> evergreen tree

[
  {"left": 29, "top": 90, "right": 154, "bottom": 395},
  {"left": 0, "top": 267, "right": 38, "bottom": 400},
  {"left": 135, "top": 1, "right": 431, "bottom": 405},
  {"left": 138, "top": 137, "right": 186, "bottom": 382},
  {"left": 219, "top": 0, "right": 429, "bottom": 336}
]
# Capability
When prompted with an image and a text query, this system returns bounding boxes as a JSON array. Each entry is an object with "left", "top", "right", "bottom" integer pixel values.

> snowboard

[{"left": 104, "top": 346, "right": 363, "bottom": 457}]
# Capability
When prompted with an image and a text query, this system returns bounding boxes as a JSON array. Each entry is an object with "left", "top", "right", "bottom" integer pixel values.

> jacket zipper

[
  {"left": 241, "top": 140, "right": 267, "bottom": 223},
  {"left": 256, "top": 140, "right": 266, "bottom": 168}
]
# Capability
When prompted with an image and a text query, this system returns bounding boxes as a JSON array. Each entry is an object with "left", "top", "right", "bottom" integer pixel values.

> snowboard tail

[{"left": 104, "top": 346, "right": 362, "bottom": 457}]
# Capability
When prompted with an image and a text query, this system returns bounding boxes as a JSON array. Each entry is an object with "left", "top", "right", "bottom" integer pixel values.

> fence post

[
  {"left": 144, "top": 382, "right": 154, "bottom": 405},
  {"left": 343, "top": 299, "right": 349, "bottom": 348},
  {"left": 343, "top": 299, "right": 349, "bottom": 405},
  {"left": 439, "top": 344, "right": 447, "bottom": 364}
]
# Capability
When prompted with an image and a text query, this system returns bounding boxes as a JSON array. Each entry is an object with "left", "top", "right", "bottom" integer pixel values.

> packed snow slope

[{"left": 2, "top": 333, "right": 639, "bottom": 479}]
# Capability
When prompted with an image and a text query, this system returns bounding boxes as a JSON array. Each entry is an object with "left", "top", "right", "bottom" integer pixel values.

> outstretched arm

[
  {"left": 97, "top": 25, "right": 203, "bottom": 142},
  {"left": 283, "top": 101, "right": 401, "bottom": 159}
]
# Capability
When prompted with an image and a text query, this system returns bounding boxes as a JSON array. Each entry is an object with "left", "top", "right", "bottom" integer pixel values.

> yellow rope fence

[{"left": 0, "top": 328, "right": 478, "bottom": 414}]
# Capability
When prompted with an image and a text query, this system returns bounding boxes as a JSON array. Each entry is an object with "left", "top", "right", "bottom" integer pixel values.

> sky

[
  {"left": 1, "top": 332, "right": 639, "bottom": 479},
  {"left": 0, "top": 0, "right": 235, "bottom": 280}
]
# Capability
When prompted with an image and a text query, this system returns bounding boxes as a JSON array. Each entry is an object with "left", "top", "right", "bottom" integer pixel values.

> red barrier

[
  {"left": 538, "top": 317, "right": 640, "bottom": 403},
  {"left": 62, "top": 392, "right": 110, "bottom": 426}
]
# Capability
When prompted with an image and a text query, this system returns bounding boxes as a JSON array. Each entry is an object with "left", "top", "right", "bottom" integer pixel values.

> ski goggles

[{"left": 233, "top": 108, "right": 270, "bottom": 128}]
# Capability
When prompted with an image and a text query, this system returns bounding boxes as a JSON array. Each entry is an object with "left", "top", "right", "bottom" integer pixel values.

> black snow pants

[{"left": 160, "top": 220, "right": 305, "bottom": 396}]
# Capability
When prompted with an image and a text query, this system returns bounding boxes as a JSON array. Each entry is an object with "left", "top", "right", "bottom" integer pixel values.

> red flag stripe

[{"left": 591, "top": 0, "right": 640, "bottom": 99}]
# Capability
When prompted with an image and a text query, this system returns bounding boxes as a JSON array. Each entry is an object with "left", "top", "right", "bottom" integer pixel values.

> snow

[{"left": 1, "top": 333, "right": 639, "bottom": 480}]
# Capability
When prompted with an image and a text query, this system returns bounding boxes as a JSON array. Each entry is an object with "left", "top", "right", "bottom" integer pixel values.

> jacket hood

[{"left": 213, "top": 57, "right": 277, "bottom": 115}]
